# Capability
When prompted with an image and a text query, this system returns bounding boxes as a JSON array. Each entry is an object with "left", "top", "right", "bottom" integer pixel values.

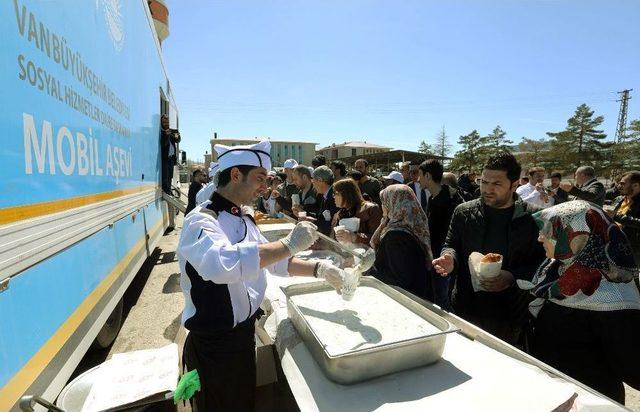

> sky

[{"left": 162, "top": 0, "right": 640, "bottom": 162}]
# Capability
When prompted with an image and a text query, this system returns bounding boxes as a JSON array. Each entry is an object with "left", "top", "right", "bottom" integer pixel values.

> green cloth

[{"left": 173, "top": 369, "right": 201, "bottom": 404}]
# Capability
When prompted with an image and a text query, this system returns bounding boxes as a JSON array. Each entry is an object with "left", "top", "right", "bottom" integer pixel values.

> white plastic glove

[
  {"left": 316, "top": 261, "right": 345, "bottom": 291},
  {"left": 280, "top": 221, "right": 319, "bottom": 255}
]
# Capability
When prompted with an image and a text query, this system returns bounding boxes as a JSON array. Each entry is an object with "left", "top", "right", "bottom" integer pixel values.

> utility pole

[
  {"left": 610, "top": 89, "right": 632, "bottom": 179},
  {"left": 615, "top": 89, "right": 632, "bottom": 143}
]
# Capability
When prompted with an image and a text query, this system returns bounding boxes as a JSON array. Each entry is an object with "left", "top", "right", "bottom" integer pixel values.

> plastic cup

[
  {"left": 341, "top": 268, "right": 359, "bottom": 301},
  {"left": 291, "top": 194, "right": 300, "bottom": 206},
  {"left": 340, "top": 218, "right": 360, "bottom": 233}
]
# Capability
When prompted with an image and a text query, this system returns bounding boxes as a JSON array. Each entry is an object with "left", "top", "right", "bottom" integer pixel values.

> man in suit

[
  {"left": 549, "top": 171, "right": 569, "bottom": 205},
  {"left": 160, "top": 114, "right": 181, "bottom": 194},
  {"left": 560, "top": 166, "right": 606, "bottom": 206},
  {"left": 407, "top": 161, "right": 430, "bottom": 213},
  {"left": 307, "top": 166, "right": 339, "bottom": 235}
]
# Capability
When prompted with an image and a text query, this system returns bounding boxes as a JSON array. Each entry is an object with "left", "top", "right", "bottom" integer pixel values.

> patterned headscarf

[
  {"left": 370, "top": 185, "right": 433, "bottom": 262},
  {"left": 520, "top": 200, "right": 637, "bottom": 305}
]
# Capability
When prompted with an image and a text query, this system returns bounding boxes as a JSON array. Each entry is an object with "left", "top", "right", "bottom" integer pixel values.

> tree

[
  {"left": 517, "top": 137, "right": 549, "bottom": 169},
  {"left": 450, "top": 130, "right": 483, "bottom": 172},
  {"left": 546, "top": 103, "right": 607, "bottom": 169},
  {"left": 477, "top": 125, "right": 513, "bottom": 165},
  {"left": 433, "top": 126, "right": 452, "bottom": 158},
  {"left": 482, "top": 125, "right": 513, "bottom": 152},
  {"left": 418, "top": 140, "right": 434, "bottom": 155},
  {"left": 620, "top": 119, "right": 640, "bottom": 169},
  {"left": 629, "top": 119, "right": 640, "bottom": 139}
]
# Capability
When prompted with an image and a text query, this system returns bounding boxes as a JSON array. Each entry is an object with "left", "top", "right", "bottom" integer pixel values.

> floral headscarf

[
  {"left": 518, "top": 200, "right": 639, "bottom": 314},
  {"left": 370, "top": 185, "right": 433, "bottom": 262}
]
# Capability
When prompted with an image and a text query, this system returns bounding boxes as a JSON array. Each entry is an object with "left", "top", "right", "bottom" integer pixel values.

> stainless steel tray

[{"left": 284, "top": 277, "right": 458, "bottom": 384}]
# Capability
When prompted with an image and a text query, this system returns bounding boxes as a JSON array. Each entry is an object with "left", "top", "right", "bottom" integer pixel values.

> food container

[
  {"left": 468, "top": 252, "right": 503, "bottom": 292},
  {"left": 284, "top": 277, "right": 458, "bottom": 384}
]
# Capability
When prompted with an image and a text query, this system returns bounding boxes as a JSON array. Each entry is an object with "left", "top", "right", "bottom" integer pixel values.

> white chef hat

[
  {"left": 214, "top": 140, "right": 272, "bottom": 172},
  {"left": 208, "top": 162, "right": 220, "bottom": 178}
]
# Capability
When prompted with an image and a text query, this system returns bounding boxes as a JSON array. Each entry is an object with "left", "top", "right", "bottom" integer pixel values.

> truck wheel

[{"left": 92, "top": 299, "right": 124, "bottom": 349}]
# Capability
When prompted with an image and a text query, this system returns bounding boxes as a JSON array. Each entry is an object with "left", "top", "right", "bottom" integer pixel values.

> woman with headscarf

[
  {"left": 369, "top": 185, "right": 433, "bottom": 299},
  {"left": 518, "top": 200, "right": 640, "bottom": 403}
]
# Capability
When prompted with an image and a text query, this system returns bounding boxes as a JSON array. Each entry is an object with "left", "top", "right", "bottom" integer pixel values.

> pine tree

[
  {"left": 517, "top": 137, "right": 549, "bottom": 169},
  {"left": 623, "top": 119, "right": 640, "bottom": 169},
  {"left": 477, "top": 125, "right": 513, "bottom": 165},
  {"left": 418, "top": 140, "right": 434, "bottom": 155},
  {"left": 433, "top": 126, "right": 452, "bottom": 158},
  {"left": 483, "top": 125, "right": 513, "bottom": 152},
  {"left": 450, "top": 130, "right": 483, "bottom": 172},
  {"left": 546, "top": 104, "right": 607, "bottom": 168}
]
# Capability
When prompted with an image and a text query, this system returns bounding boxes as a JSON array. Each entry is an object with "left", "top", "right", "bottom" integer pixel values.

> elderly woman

[
  {"left": 331, "top": 178, "right": 382, "bottom": 246},
  {"left": 369, "top": 185, "right": 433, "bottom": 299},
  {"left": 518, "top": 200, "right": 640, "bottom": 403}
]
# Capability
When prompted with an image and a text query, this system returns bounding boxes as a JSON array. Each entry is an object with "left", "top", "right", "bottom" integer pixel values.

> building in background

[
  {"left": 203, "top": 151, "right": 212, "bottom": 167},
  {"left": 317, "top": 141, "right": 392, "bottom": 160},
  {"left": 210, "top": 136, "right": 317, "bottom": 167}
]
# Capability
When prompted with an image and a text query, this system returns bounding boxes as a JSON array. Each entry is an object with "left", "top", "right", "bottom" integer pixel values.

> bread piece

[{"left": 480, "top": 253, "right": 502, "bottom": 263}]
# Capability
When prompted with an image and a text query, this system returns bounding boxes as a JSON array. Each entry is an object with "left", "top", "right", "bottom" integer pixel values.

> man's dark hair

[
  {"left": 294, "top": 165, "right": 311, "bottom": 179},
  {"left": 355, "top": 158, "right": 368, "bottom": 168},
  {"left": 276, "top": 172, "right": 287, "bottom": 182},
  {"left": 312, "top": 155, "right": 326, "bottom": 168},
  {"left": 484, "top": 152, "right": 521, "bottom": 183},
  {"left": 623, "top": 170, "right": 640, "bottom": 185},
  {"left": 217, "top": 165, "right": 257, "bottom": 187},
  {"left": 419, "top": 159, "right": 444, "bottom": 183},
  {"left": 349, "top": 170, "right": 363, "bottom": 181},
  {"left": 550, "top": 172, "right": 562, "bottom": 180},
  {"left": 331, "top": 160, "right": 347, "bottom": 177},
  {"left": 192, "top": 168, "right": 204, "bottom": 179}
]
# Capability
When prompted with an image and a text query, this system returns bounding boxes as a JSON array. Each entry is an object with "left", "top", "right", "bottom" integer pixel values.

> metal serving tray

[{"left": 284, "top": 277, "right": 459, "bottom": 384}]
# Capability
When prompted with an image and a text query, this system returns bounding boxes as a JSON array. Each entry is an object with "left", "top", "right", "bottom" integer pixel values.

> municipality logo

[{"left": 97, "top": 0, "right": 125, "bottom": 52}]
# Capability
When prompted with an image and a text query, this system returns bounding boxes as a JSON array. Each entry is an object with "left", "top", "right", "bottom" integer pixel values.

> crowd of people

[{"left": 181, "top": 140, "right": 640, "bottom": 408}]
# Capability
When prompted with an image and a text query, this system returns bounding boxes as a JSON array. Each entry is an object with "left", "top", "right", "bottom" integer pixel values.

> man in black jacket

[
  {"left": 549, "top": 172, "right": 569, "bottom": 205},
  {"left": 291, "top": 165, "right": 318, "bottom": 218},
  {"left": 185, "top": 168, "right": 207, "bottom": 215},
  {"left": 160, "top": 114, "right": 181, "bottom": 194},
  {"left": 309, "top": 166, "right": 339, "bottom": 236},
  {"left": 419, "top": 159, "right": 464, "bottom": 311},
  {"left": 559, "top": 166, "right": 606, "bottom": 206},
  {"left": 607, "top": 171, "right": 640, "bottom": 265},
  {"left": 433, "top": 153, "right": 545, "bottom": 346}
]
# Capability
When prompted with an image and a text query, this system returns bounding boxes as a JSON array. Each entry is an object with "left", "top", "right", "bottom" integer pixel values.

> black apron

[{"left": 183, "top": 310, "right": 262, "bottom": 412}]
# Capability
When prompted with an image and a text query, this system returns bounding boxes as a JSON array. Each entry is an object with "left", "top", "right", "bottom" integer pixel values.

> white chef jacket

[{"left": 178, "top": 191, "right": 289, "bottom": 334}]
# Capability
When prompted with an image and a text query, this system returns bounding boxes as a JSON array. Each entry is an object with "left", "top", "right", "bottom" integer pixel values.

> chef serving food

[{"left": 177, "top": 140, "right": 345, "bottom": 411}]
